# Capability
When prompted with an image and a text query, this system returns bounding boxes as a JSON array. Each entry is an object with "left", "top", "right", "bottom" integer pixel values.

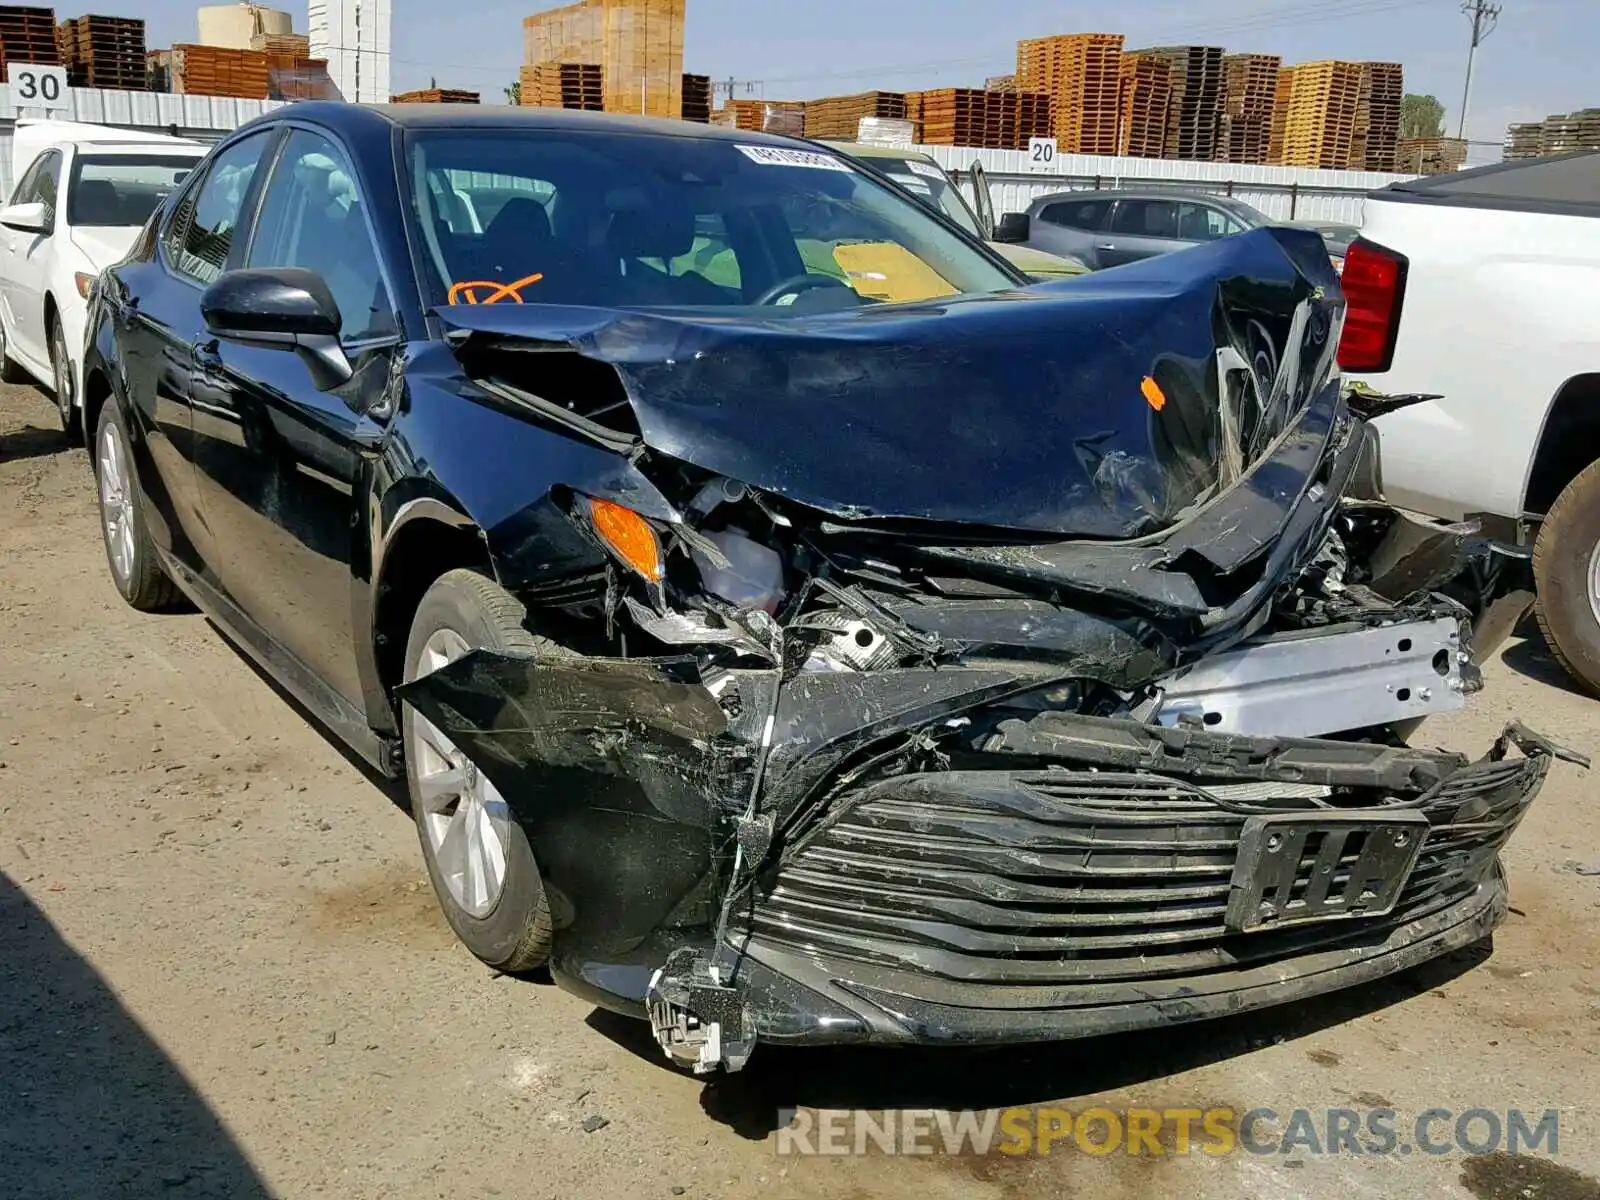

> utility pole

[
  {"left": 713, "top": 77, "right": 762, "bottom": 102},
  {"left": 1457, "top": 0, "right": 1502, "bottom": 139}
]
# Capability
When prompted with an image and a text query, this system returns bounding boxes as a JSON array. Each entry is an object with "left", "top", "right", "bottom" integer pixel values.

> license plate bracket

[{"left": 1225, "top": 810, "right": 1430, "bottom": 933}]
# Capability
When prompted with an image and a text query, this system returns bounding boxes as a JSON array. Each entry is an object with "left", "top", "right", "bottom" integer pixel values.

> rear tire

[
  {"left": 402, "top": 568, "right": 561, "bottom": 972},
  {"left": 94, "top": 401, "right": 181, "bottom": 612},
  {"left": 1533, "top": 457, "right": 1600, "bottom": 697}
]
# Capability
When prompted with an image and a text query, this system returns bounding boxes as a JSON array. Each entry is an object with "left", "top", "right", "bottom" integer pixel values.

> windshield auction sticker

[{"left": 736, "top": 145, "right": 854, "bottom": 172}]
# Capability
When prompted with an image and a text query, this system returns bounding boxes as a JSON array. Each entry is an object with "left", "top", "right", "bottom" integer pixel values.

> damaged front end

[{"left": 401, "top": 229, "right": 1576, "bottom": 1072}]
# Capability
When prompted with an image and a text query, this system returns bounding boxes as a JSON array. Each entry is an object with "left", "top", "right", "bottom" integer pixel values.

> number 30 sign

[{"left": 8, "top": 64, "right": 69, "bottom": 110}]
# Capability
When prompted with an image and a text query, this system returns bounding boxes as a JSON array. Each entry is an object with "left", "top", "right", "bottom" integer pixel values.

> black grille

[{"left": 749, "top": 758, "right": 1546, "bottom": 987}]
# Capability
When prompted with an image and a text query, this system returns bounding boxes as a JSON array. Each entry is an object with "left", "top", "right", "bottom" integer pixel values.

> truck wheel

[
  {"left": 402, "top": 569, "right": 557, "bottom": 972},
  {"left": 1533, "top": 458, "right": 1600, "bottom": 697}
]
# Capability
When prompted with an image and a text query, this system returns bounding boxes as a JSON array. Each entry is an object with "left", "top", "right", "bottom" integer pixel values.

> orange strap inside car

[{"left": 447, "top": 272, "right": 546, "bottom": 305}]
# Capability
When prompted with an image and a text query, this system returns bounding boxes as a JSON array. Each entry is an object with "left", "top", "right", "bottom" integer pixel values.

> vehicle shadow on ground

[
  {"left": 0, "top": 872, "right": 273, "bottom": 1197},
  {"left": 0, "top": 423, "right": 70, "bottom": 464},
  {"left": 587, "top": 941, "right": 1491, "bottom": 1139},
  {"left": 1500, "top": 632, "right": 1592, "bottom": 699}
]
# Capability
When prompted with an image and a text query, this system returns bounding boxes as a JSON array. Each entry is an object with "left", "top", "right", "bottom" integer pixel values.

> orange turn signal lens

[
  {"left": 74, "top": 271, "right": 96, "bottom": 299},
  {"left": 587, "top": 498, "right": 663, "bottom": 582}
]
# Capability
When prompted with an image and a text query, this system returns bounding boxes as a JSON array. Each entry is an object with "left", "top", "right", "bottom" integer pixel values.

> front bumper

[
  {"left": 402, "top": 657, "right": 1566, "bottom": 1065},
  {"left": 732, "top": 721, "right": 1553, "bottom": 1046}
]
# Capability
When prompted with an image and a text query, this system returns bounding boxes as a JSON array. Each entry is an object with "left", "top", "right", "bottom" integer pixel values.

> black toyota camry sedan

[{"left": 82, "top": 102, "right": 1566, "bottom": 1074}]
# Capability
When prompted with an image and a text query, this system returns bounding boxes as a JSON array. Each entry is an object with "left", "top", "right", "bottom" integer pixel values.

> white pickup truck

[{"left": 1344, "top": 152, "right": 1600, "bottom": 694}]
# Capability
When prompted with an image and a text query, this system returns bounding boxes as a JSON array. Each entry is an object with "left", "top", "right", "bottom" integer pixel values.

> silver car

[{"left": 995, "top": 189, "right": 1275, "bottom": 270}]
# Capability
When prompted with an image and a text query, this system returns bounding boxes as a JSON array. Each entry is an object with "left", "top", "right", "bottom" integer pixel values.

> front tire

[
  {"left": 50, "top": 315, "right": 79, "bottom": 444},
  {"left": 403, "top": 569, "right": 557, "bottom": 972},
  {"left": 94, "top": 401, "right": 180, "bottom": 611},
  {"left": 1533, "top": 458, "right": 1600, "bottom": 696}
]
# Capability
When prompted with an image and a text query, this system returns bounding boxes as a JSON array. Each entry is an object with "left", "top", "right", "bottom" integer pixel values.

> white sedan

[{"left": 0, "top": 123, "right": 204, "bottom": 439}]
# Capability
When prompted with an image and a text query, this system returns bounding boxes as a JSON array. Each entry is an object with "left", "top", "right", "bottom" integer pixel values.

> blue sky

[{"left": 143, "top": 0, "right": 1592, "bottom": 154}]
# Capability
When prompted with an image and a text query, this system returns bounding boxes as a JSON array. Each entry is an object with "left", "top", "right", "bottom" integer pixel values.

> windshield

[
  {"left": 869, "top": 158, "right": 983, "bottom": 237},
  {"left": 406, "top": 130, "right": 1014, "bottom": 313},
  {"left": 69, "top": 154, "right": 201, "bottom": 227}
]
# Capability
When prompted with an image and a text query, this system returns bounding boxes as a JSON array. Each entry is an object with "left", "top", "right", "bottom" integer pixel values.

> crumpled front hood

[{"left": 440, "top": 226, "right": 1343, "bottom": 539}]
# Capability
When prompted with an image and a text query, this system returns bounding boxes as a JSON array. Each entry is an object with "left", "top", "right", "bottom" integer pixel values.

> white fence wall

[
  {"left": 918, "top": 144, "right": 1414, "bottom": 226},
  {"left": 0, "top": 84, "right": 283, "bottom": 197}
]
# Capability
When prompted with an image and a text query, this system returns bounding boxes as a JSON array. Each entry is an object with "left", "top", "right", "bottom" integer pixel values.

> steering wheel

[{"left": 753, "top": 273, "right": 854, "bottom": 307}]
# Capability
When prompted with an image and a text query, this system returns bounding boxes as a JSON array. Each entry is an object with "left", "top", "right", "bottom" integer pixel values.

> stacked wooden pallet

[
  {"left": 1219, "top": 53, "right": 1280, "bottom": 163},
  {"left": 985, "top": 73, "right": 1015, "bottom": 93},
  {"left": 56, "top": 14, "right": 144, "bottom": 90},
  {"left": 1353, "top": 61, "right": 1402, "bottom": 171},
  {"left": 680, "top": 72, "right": 710, "bottom": 122},
  {"left": 1503, "top": 109, "right": 1600, "bottom": 159},
  {"left": 1539, "top": 111, "right": 1599, "bottom": 155},
  {"left": 1397, "top": 136, "right": 1468, "bottom": 175},
  {"left": 1117, "top": 52, "right": 1172, "bottom": 159},
  {"left": 803, "top": 91, "right": 907, "bottom": 140},
  {"left": 520, "top": 61, "right": 603, "bottom": 109},
  {"left": 523, "top": 1, "right": 603, "bottom": 70},
  {"left": 168, "top": 44, "right": 269, "bottom": 98},
  {"left": 1503, "top": 122, "right": 1545, "bottom": 160},
  {"left": 715, "top": 98, "right": 804, "bottom": 135},
  {"left": 266, "top": 56, "right": 334, "bottom": 101},
  {"left": 1015, "top": 90, "right": 1053, "bottom": 148},
  {"left": 911, "top": 88, "right": 1010, "bottom": 149},
  {"left": 1279, "top": 60, "right": 1363, "bottom": 170},
  {"left": 0, "top": 6, "right": 61, "bottom": 81},
  {"left": 391, "top": 88, "right": 480, "bottom": 103},
  {"left": 1268, "top": 65, "right": 1296, "bottom": 164},
  {"left": 1132, "top": 45, "right": 1223, "bottom": 160},
  {"left": 1016, "top": 32, "right": 1124, "bottom": 154},
  {"left": 601, "top": 0, "right": 684, "bottom": 118},
  {"left": 250, "top": 31, "right": 310, "bottom": 56}
]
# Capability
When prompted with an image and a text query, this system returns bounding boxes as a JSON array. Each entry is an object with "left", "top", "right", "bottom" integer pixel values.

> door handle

[
  {"left": 193, "top": 340, "right": 223, "bottom": 372},
  {"left": 1097, "top": 242, "right": 1116, "bottom": 251}
]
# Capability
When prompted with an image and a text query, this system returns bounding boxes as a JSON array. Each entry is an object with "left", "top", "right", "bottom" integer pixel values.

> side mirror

[
  {"left": 201, "top": 267, "right": 353, "bottom": 391},
  {"left": 993, "top": 212, "right": 1030, "bottom": 244},
  {"left": 0, "top": 201, "right": 50, "bottom": 233}
]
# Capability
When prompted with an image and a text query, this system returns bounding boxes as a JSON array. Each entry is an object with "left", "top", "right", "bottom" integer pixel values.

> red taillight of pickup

[{"left": 1336, "top": 238, "right": 1408, "bottom": 373}]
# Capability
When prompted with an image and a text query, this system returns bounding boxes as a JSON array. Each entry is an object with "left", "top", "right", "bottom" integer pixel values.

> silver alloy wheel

[
  {"left": 52, "top": 323, "right": 73, "bottom": 426},
  {"left": 97, "top": 417, "right": 136, "bottom": 587},
  {"left": 408, "top": 628, "right": 513, "bottom": 918}
]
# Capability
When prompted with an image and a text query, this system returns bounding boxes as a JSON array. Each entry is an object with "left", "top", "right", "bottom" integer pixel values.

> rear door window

[
  {"left": 1111, "top": 199, "right": 1181, "bottom": 240},
  {"left": 1038, "top": 198, "right": 1110, "bottom": 230}
]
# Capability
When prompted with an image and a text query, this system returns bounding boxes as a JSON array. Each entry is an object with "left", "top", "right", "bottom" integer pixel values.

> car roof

[
  {"left": 255, "top": 101, "right": 820, "bottom": 148},
  {"left": 1033, "top": 188, "right": 1244, "bottom": 205},
  {"left": 66, "top": 141, "right": 207, "bottom": 155}
]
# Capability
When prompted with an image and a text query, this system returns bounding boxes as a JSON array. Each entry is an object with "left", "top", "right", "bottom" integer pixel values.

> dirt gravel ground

[{"left": 3, "top": 378, "right": 1600, "bottom": 1200}]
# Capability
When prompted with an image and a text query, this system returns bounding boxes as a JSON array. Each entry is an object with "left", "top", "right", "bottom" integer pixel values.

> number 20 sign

[
  {"left": 8, "top": 64, "right": 69, "bottom": 110},
  {"left": 1027, "top": 137, "right": 1059, "bottom": 172}
]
